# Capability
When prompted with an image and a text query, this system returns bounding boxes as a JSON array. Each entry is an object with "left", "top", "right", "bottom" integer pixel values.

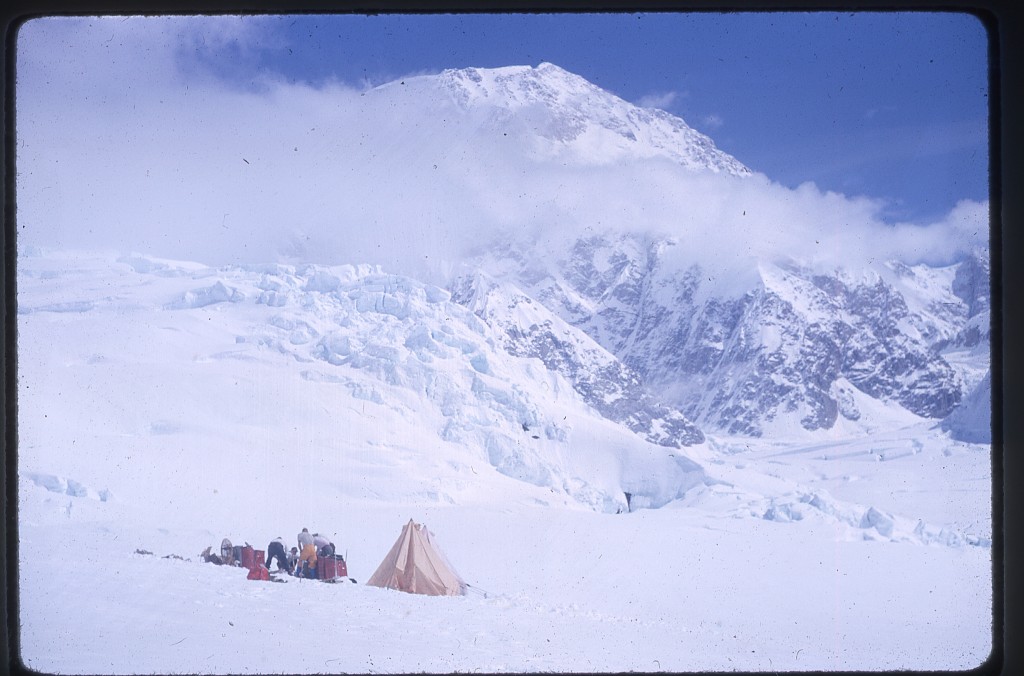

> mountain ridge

[{"left": 461, "top": 230, "right": 988, "bottom": 439}]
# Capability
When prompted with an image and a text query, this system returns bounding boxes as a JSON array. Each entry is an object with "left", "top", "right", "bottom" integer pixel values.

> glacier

[{"left": 16, "top": 249, "right": 993, "bottom": 673}]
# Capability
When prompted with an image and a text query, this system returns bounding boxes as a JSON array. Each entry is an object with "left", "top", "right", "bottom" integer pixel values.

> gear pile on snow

[{"left": 200, "top": 535, "right": 351, "bottom": 584}]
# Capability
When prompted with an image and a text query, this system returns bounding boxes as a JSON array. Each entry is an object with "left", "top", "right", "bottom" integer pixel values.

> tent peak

[{"left": 366, "top": 520, "right": 466, "bottom": 597}]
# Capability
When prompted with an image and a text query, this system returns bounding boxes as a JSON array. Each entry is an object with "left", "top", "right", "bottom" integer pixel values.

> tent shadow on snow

[{"left": 366, "top": 520, "right": 467, "bottom": 597}]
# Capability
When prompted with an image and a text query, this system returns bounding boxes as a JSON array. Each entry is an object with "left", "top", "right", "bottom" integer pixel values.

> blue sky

[{"left": 190, "top": 11, "right": 990, "bottom": 224}]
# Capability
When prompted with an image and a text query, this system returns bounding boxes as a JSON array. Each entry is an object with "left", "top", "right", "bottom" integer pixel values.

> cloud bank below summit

[{"left": 17, "top": 17, "right": 988, "bottom": 285}]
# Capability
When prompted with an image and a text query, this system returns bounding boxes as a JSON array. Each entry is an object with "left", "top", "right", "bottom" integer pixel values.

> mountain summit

[{"left": 372, "top": 62, "right": 751, "bottom": 175}]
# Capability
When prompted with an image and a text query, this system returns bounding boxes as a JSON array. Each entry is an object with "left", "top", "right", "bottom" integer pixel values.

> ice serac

[
  {"left": 471, "top": 232, "right": 976, "bottom": 437},
  {"left": 144, "top": 259, "right": 710, "bottom": 513},
  {"left": 450, "top": 271, "right": 705, "bottom": 447},
  {"left": 430, "top": 62, "right": 751, "bottom": 175}
]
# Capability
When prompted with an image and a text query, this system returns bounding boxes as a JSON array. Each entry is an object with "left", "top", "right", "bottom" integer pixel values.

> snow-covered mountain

[
  {"left": 460, "top": 230, "right": 989, "bottom": 438},
  {"left": 19, "top": 60, "right": 991, "bottom": 447},
  {"left": 356, "top": 62, "right": 989, "bottom": 439},
  {"left": 417, "top": 63, "right": 752, "bottom": 175}
]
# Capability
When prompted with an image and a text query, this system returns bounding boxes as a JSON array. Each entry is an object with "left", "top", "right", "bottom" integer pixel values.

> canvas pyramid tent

[{"left": 366, "top": 519, "right": 466, "bottom": 596}]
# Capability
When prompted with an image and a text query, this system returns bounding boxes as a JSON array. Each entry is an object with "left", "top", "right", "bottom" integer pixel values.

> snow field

[
  {"left": 16, "top": 250, "right": 993, "bottom": 672},
  {"left": 19, "top": 474, "right": 992, "bottom": 674}
]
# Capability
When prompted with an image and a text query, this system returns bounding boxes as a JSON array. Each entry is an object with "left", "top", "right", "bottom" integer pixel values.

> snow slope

[{"left": 16, "top": 249, "right": 992, "bottom": 673}]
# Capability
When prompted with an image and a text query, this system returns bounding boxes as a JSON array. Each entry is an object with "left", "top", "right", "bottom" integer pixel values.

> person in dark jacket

[
  {"left": 313, "top": 532, "right": 336, "bottom": 557},
  {"left": 266, "top": 537, "right": 291, "bottom": 573}
]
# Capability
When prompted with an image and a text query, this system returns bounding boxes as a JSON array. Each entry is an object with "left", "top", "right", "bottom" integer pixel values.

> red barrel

[
  {"left": 317, "top": 555, "right": 348, "bottom": 580},
  {"left": 247, "top": 564, "right": 269, "bottom": 581},
  {"left": 240, "top": 546, "right": 255, "bottom": 569}
]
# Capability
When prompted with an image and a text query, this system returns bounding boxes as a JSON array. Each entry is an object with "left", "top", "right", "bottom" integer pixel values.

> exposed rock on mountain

[{"left": 465, "top": 232, "right": 976, "bottom": 437}]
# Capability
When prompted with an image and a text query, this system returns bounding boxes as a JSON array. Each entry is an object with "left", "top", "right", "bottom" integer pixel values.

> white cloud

[
  {"left": 884, "top": 199, "right": 990, "bottom": 264},
  {"left": 15, "top": 17, "right": 987, "bottom": 287},
  {"left": 637, "top": 91, "right": 679, "bottom": 110}
]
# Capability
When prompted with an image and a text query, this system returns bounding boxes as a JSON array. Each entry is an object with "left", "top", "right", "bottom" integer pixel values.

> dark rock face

[
  {"left": 947, "top": 253, "right": 991, "bottom": 349},
  {"left": 502, "top": 323, "right": 705, "bottom": 447},
  {"left": 462, "top": 233, "right": 979, "bottom": 437},
  {"left": 836, "top": 279, "right": 962, "bottom": 419},
  {"left": 952, "top": 254, "right": 990, "bottom": 318}
]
